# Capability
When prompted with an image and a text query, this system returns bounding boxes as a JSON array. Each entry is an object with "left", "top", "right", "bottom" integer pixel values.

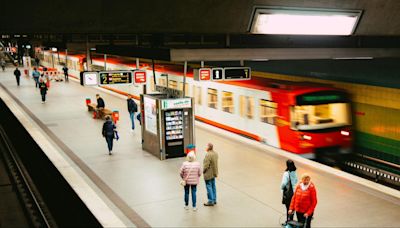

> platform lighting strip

[{"left": 249, "top": 7, "right": 362, "bottom": 35}]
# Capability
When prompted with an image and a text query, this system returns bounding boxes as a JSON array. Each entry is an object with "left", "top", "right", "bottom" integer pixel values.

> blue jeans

[
  {"left": 34, "top": 77, "right": 39, "bottom": 88},
  {"left": 105, "top": 135, "right": 113, "bottom": 152},
  {"left": 184, "top": 185, "right": 197, "bottom": 207},
  {"left": 129, "top": 112, "right": 135, "bottom": 129},
  {"left": 205, "top": 178, "right": 216, "bottom": 204}
]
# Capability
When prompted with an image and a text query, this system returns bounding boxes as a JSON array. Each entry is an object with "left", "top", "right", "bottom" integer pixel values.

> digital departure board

[
  {"left": 224, "top": 67, "right": 251, "bottom": 80},
  {"left": 99, "top": 71, "right": 133, "bottom": 85}
]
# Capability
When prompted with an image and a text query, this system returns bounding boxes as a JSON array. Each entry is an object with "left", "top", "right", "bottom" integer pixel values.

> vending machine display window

[{"left": 165, "top": 110, "right": 184, "bottom": 141}]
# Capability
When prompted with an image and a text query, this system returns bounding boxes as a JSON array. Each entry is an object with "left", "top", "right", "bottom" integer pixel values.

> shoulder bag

[{"left": 282, "top": 172, "right": 294, "bottom": 204}]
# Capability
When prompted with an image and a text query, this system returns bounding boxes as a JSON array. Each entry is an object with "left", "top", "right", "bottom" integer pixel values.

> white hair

[{"left": 187, "top": 151, "right": 196, "bottom": 162}]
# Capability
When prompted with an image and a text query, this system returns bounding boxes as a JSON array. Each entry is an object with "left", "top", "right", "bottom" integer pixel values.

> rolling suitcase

[{"left": 283, "top": 218, "right": 308, "bottom": 228}]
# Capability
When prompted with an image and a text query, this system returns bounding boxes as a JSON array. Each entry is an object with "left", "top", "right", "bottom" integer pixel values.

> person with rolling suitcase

[{"left": 288, "top": 174, "right": 317, "bottom": 228}]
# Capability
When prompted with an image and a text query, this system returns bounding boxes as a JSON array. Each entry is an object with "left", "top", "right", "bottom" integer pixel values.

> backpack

[
  {"left": 133, "top": 101, "right": 138, "bottom": 112},
  {"left": 282, "top": 172, "right": 294, "bottom": 204}
]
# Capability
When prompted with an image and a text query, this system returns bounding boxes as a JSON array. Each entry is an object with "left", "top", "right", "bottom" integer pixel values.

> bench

[{"left": 87, "top": 103, "right": 113, "bottom": 119}]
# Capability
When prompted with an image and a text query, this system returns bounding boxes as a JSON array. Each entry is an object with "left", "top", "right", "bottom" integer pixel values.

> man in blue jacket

[
  {"left": 102, "top": 116, "right": 116, "bottom": 155},
  {"left": 127, "top": 95, "right": 137, "bottom": 131}
]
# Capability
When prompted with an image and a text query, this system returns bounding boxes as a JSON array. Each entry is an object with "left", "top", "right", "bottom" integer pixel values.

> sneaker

[
  {"left": 184, "top": 206, "right": 189, "bottom": 210},
  {"left": 203, "top": 202, "right": 214, "bottom": 206},
  {"left": 193, "top": 207, "right": 197, "bottom": 211},
  {"left": 109, "top": 151, "right": 112, "bottom": 155},
  {"left": 130, "top": 129, "right": 134, "bottom": 132},
  {"left": 41, "top": 101, "right": 44, "bottom": 104}
]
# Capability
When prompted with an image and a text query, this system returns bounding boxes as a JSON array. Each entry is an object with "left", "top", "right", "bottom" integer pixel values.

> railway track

[{"left": 0, "top": 126, "right": 56, "bottom": 227}]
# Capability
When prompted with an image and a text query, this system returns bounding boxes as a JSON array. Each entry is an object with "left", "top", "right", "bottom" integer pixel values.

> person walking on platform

[
  {"left": 96, "top": 94, "right": 105, "bottom": 119},
  {"left": 1, "top": 58, "right": 6, "bottom": 71},
  {"left": 102, "top": 115, "right": 116, "bottom": 155},
  {"left": 127, "top": 95, "right": 137, "bottom": 131},
  {"left": 38, "top": 77, "right": 48, "bottom": 103},
  {"left": 281, "top": 160, "right": 298, "bottom": 225},
  {"left": 35, "top": 56, "right": 40, "bottom": 67},
  {"left": 62, "top": 65, "right": 69, "bottom": 81},
  {"left": 13, "top": 67, "right": 21, "bottom": 86},
  {"left": 180, "top": 152, "right": 202, "bottom": 211},
  {"left": 32, "top": 68, "right": 40, "bottom": 88},
  {"left": 289, "top": 174, "right": 317, "bottom": 228},
  {"left": 203, "top": 143, "right": 218, "bottom": 206}
]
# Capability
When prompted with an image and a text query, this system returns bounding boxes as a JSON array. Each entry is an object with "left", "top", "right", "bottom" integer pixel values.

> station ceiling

[{"left": 2, "top": 0, "right": 400, "bottom": 35}]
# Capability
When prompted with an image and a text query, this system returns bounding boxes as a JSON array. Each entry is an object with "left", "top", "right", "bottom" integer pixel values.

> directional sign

[
  {"left": 134, "top": 70, "right": 147, "bottom": 84},
  {"left": 99, "top": 71, "right": 132, "bottom": 85},
  {"left": 211, "top": 68, "right": 224, "bottom": 81},
  {"left": 224, "top": 67, "right": 251, "bottom": 81}
]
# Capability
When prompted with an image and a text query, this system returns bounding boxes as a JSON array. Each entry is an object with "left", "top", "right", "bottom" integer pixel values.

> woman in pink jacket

[{"left": 180, "top": 152, "right": 202, "bottom": 211}]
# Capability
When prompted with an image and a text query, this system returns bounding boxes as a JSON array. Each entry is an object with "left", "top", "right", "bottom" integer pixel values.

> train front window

[{"left": 290, "top": 103, "right": 351, "bottom": 130}]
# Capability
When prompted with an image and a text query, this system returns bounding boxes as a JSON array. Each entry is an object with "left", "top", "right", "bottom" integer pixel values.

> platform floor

[{"left": 1, "top": 68, "right": 400, "bottom": 227}]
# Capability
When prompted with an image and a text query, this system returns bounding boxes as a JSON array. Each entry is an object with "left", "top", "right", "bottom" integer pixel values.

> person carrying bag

[
  {"left": 281, "top": 160, "right": 298, "bottom": 225},
  {"left": 179, "top": 152, "right": 201, "bottom": 211}
]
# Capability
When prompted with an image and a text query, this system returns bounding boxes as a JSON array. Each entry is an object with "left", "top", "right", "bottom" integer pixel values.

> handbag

[
  {"left": 180, "top": 165, "right": 193, "bottom": 187},
  {"left": 282, "top": 172, "right": 293, "bottom": 204}
]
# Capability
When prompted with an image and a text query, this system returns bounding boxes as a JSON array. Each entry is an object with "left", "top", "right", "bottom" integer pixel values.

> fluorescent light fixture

[
  {"left": 25, "top": 45, "right": 31, "bottom": 49},
  {"left": 90, "top": 47, "right": 97, "bottom": 51},
  {"left": 51, "top": 47, "right": 58, "bottom": 52},
  {"left": 249, "top": 7, "right": 362, "bottom": 35},
  {"left": 334, "top": 57, "right": 373, "bottom": 60}
]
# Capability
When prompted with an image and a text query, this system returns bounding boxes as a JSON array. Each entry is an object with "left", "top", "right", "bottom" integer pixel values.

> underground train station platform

[{"left": 0, "top": 68, "right": 399, "bottom": 227}]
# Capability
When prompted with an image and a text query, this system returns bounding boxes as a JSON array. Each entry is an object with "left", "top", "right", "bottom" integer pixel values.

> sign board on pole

[
  {"left": 223, "top": 67, "right": 251, "bottom": 80},
  {"left": 194, "top": 68, "right": 211, "bottom": 81},
  {"left": 134, "top": 70, "right": 147, "bottom": 84},
  {"left": 211, "top": 68, "right": 224, "bottom": 81},
  {"left": 83, "top": 72, "right": 99, "bottom": 86},
  {"left": 99, "top": 71, "right": 133, "bottom": 85}
]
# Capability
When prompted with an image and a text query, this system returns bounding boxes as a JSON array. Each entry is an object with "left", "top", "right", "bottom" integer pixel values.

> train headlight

[
  {"left": 300, "top": 135, "right": 312, "bottom": 140},
  {"left": 341, "top": 130, "right": 350, "bottom": 136}
]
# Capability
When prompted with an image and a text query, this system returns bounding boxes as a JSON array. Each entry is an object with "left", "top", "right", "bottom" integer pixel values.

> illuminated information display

[
  {"left": 296, "top": 91, "right": 348, "bottom": 105},
  {"left": 99, "top": 71, "right": 133, "bottom": 85},
  {"left": 224, "top": 67, "right": 251, "bottom": 80}
]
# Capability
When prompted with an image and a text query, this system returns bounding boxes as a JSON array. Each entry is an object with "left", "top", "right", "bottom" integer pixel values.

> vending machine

[{"left": 141, "top": 93, "right": 194, "bottom": 160}]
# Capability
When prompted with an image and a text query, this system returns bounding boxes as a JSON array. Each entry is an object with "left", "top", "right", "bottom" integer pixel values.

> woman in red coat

[{"left": 289, "top": 174, "right": 317, "bottom": 228}]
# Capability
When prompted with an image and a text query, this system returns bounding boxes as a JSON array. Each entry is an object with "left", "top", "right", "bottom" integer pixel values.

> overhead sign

[
  {"left": 99, "top": 71, "right": 132, "bottom": 85},
  {"left": 83, "top": 72, "right": 99, "bottom": 86},
  {"left": 134, "top": 70, "right": 147, "bottom": 84},
  {"left": 194, "top": 68, "right": 211, "bottom": 81},
  {"left": 224, "top": 67, "right": 251, "bottom": 80},
  {"left": 161, "top": 98, "right": 192, "bottom": 110},
  {"left": 211, "top": 68, "right": 224, "bottom": 81}
]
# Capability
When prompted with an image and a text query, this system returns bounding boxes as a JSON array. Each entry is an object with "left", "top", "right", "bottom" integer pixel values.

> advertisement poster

[{"left": 144, "top": 97, "right": 157, "bottom": 135}]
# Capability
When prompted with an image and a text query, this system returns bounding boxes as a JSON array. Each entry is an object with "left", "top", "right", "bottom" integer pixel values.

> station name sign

[
  {"left": 194, "top": 67, "right": 251, "bottom": 81},
  {"left": 99, "top": 71, "right": 132, "bottom": 85}
]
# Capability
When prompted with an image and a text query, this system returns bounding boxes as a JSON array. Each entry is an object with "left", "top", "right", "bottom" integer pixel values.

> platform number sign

[
  {"left": 212, "top": 68, "right": 224, "bottom": 81},
  {"left": 224, "top": 67, "right": 251, "bottom": 80}
]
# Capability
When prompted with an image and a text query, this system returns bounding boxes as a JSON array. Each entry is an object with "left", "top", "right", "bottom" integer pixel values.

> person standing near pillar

[
  {"left": 203, "top": 143, "right": 219, "bottom": 206},
  {"left": 127, "top": 95, "right": 137, "bottom": 131},
  {"left": 13, "top": 67, "right": 21, "bottom": 86},
  {"left": 62, "top": 65, "right": 69, "bottom": 81}
]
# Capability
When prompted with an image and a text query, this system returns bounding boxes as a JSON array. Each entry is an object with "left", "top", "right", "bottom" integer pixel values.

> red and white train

[{"left": 40, "top": 50, "right": 352, "bottom": 158}]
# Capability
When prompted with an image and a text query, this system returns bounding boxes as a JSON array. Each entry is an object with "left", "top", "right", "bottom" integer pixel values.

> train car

[{"left": 40, "top": 50, "right": 352, "bottom": 158}]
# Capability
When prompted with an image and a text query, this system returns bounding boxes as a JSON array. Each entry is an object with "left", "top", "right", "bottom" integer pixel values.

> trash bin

[
  {"left": 112, "top": 110, "right": 120, "bottom": 124},
  {"left": 85, "top": 98, "right": 91, "bottom": 105},
  {"left": 24, "top": 69, "right": 29, "bottom": 76}
]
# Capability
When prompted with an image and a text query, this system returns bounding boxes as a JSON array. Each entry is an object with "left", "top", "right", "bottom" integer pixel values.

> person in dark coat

[
  {"left": 13, "top": 67, "right": 21, "bottom": 86},
  {"left": 38, "top": 77, "right": 48, "bottom": 103},
  {"left": 102, "top": 116, "right": 116, "bottom": 155},
  {"left": 96, "top": 94, "right": 105, "bottom": 119},
  {"left": 35, "top": 57, "right": 40, "bottom": 67},
  {"left": 62, "top": 65, "right": 69, "bottom": 81},
  {"left": 127, "top": 95, "right": 137, "bottom": 131}
]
